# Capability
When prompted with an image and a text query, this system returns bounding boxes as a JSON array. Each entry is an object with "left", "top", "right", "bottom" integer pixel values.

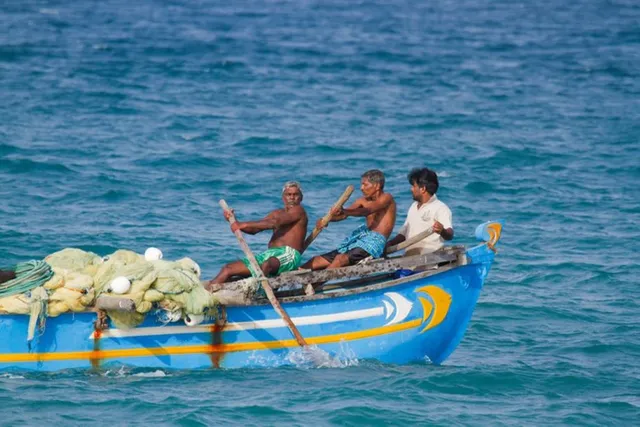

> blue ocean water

[{"left": 1, "top": 0, "right": 639, "bottom": 424}]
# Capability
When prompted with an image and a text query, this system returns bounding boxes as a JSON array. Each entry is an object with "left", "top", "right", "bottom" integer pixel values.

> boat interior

[{"left": 221, "top": 245, "right": 468, "bottom": 305}]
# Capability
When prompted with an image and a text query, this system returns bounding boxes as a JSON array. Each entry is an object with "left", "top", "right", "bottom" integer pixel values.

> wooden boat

[{"left": 0, "top": 221, "right": 503, "bottom": 371}]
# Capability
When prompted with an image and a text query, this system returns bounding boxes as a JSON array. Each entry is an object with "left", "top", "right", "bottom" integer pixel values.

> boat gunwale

[
  {"left": 274, "top": 261, "right": 464, "bottom": 305},
  {"left": 242, "top": 245, "right": 474, "bottom": 306},
  {"left": 0, "top": 245, "right": 477, "bottom": 317}
]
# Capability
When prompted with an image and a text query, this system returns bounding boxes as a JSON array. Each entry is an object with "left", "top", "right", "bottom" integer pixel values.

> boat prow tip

[{"left": 475, "top": 219, "right": 505, "bottom": 250}]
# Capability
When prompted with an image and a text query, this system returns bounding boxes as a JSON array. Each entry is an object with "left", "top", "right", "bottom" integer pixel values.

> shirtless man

[
  {"left": 206, "top": 181, "right": 308, "bottom": 291},
  {"left": 302, "top": 170, "right": 396, "bottom": 270}
]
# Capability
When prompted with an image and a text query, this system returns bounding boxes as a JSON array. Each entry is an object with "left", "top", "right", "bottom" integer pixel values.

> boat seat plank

[{"left": 226, "top": 246, "right": 465, "bottom": 293}]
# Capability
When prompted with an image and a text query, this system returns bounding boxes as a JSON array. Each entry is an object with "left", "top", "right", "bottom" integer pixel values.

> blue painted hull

[{"left": 0, "top": 244, "right": 495, "bottom": 371}]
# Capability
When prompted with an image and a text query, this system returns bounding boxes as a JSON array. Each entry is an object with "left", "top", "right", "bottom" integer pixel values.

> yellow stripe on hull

[{"left": 0, "top": 319, "right": 422, "bottom": 364}]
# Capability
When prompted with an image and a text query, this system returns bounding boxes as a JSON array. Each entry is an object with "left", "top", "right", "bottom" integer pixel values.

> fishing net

[{"left": 0, "top": 248, "right": 221, "bottom": 340}]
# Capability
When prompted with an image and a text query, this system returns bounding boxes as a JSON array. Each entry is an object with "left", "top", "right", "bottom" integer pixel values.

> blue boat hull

[{"left": 0, "top": 243, "right": 496, "bottom": 371}]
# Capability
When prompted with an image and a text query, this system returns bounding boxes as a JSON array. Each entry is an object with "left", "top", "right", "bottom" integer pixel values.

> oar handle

[
  {"left": 386, "top": 227, "right": 435, "bottom": 254},
  {"left": 219, "top": 200, "right": 264, "bottom": 276},
  {"left": 219, "top": 200, "right": 308, "bottom": 347},
  {"left": 302, "top": 185, "right": 354, "bottom": 252}
]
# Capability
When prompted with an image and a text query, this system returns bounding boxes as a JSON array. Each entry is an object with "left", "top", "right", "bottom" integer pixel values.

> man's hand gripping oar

[
  {"left": 299, "top": 186, "right": 354, "bottom": 295},
  {"left": 302, "top": 185, "right": 354, "bottom": 253}
]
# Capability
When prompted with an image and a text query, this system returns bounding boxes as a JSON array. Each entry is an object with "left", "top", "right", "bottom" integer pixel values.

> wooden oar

[
  {"left": 386, "top": 227, "right": 435, "bottom": 254},
  {"left": 300, "top": 185, "right": 354, "bottom": 295},
  {"left": 302, "top": 185, "right": 354, "bottom": 253},
  {"left": 219, "top": 200, "right": 308, "bottom": 347}
]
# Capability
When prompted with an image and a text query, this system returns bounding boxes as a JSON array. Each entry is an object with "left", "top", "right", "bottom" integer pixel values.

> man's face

[
  {"left": 282, "top": 187, "right": 302, "bottom": 207},
  {"left": 410, "top": 182, "right": 425, "bottom": 201},
  {"left": 360, "top": 178, "right": 379, "bottom": 198}
]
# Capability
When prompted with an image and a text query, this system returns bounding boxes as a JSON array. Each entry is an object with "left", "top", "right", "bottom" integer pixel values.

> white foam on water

[
  {"left": 247, "top": 351, "right": 287, "bottom": 368},
  {"left": 287, "top": 343, "right": 359, "bottom": 369},
  {"left": 0, "top": 373, "right": 25, "bottom": 379},
  {"left": 98, "top": 366, "right": 169, "bottom": 378},
  {"left": 179, "top": 133, "right": 203, "bottom": 141},
  {"left": 132, "top": 370, "right": 167, "bottom": 378}
]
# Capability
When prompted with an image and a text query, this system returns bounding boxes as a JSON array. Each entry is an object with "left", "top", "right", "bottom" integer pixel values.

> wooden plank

[
  {"left": 219, "top": 200, "right": 308, "bottom": 347},
  {"left": 229, "top": 246, "right": 465, "bottom": 292},
  {"left": 278, "top": 262, "right": 461, "bottom": 304},
  {"left": 273, "top": 272, "right": 397, "bottom": 298},
  {"left": 271, "top": 248, "right": 462, "bottom": 287}
]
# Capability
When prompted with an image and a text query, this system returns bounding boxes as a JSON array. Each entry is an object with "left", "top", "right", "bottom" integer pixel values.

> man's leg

[
  {"left": 206, "top": 260, "right": 251, "bottom": 291},
  {"left": 301, "top": 250, "right": 338, "bottom": 271},
  {"left": 327, "top": 248, "right": 371, "bottom": 270},
  {"left": 300, "top": 256, "right": 330, "bottom": 271},
  {"left": 304, "top": 251, "right": 349, "bottom": 294},
  {"left": 326, "top": 253, "right": 350, "bottom": 269}
]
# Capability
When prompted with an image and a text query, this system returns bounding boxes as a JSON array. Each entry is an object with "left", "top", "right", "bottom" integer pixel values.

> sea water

[{"left": 1, "top": 0, "right": 639, "bottom": 425}]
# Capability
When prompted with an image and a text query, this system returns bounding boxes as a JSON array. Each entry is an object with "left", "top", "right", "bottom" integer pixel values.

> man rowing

[
  {"left": 302, "top": 169, "right": 396, "bottom": 270},
  {"left": 206, "top": 181, "right": 308, "bottom": 291},
  {"left": 385, "top": 167, "right": 453, "bottom": 255}
]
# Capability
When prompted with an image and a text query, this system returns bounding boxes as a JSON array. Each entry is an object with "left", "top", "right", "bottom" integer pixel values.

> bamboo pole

[
  {"left": 302, "top": 185, "right": 354, "bottom": 252},
  {"left": 219, "top": 200, "right": 307, "bottom": 347}
]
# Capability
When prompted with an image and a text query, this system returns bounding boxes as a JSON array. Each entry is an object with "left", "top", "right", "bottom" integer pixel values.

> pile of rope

[
  {"left": 0, "top": 248, "right": 220, "bottom": 338},
  {"left": 0, "top": 261, "right": 54, "bottom": 298}
]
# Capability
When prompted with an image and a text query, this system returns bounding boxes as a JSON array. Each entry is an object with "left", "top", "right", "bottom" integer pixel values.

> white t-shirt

[{"left": 398, "top": 195, "right": 453, "bottom": 255}]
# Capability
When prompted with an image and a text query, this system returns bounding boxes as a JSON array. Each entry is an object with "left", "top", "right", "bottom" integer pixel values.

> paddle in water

[{"left": 219, "top": 199, "right": 308, "bottom": 347}]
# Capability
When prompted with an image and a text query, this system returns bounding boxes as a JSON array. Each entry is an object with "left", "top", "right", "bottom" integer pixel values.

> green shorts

[{"left": 241, "top": 246, "right": 302, "bottom": 278}]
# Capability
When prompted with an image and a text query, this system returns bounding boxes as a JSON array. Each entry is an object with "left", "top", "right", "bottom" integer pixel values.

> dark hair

[
  {"left": 407, "top": 168, "right": 439, "bottom": 194},
  {"left": 362, "top": 169, "right": 385, "bottom": 190}
]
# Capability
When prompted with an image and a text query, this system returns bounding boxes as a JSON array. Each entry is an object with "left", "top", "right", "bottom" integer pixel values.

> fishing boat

[{"left": 0, "top": 220, "right": 503, "bottom": 371}]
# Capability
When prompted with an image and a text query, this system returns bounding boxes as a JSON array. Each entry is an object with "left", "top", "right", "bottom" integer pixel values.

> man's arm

[
  {"left": 234, "top": 207, "right": 304, "bottom": 234},
  {"left": 433, "top": 221, "right": 454, "bottom": 240},
  {"left": 342, "top": 194, "right": 393, "bottom": 218},
  {"left": 433, "top": 206, "right": 454, "bottom": 241},
  {"left": 329, "top": 199, "right": 363, "bottom": 222}
]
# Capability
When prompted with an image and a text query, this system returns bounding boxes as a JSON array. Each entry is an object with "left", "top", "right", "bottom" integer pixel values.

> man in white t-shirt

[{"left": 385, "top": 168, "right": 453, "bottom": 255}]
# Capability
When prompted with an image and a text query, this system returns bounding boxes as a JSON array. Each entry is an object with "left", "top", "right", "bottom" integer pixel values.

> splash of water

[
  {"left": 287, "top": 343, "right": 359, "bottom": 368},
  {"left": 132, "top": 370, "right": 167, "bottom": 378},
  {"left": 0, "top": 373, "right": 25, "bottom": 379},
  {"left": 98, "top": 366, "right": 169, "bottom": 378}
]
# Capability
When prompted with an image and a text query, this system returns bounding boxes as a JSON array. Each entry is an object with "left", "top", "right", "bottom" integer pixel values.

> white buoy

[
  {"left": 108, "top": 276, "right": 131, "bottom": 294},
  {"left": 144, "top": 247, "right": 163, "bottom": 261},
  {"left": 184, "top": 313, "right": 204, "bottom": 327}
]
